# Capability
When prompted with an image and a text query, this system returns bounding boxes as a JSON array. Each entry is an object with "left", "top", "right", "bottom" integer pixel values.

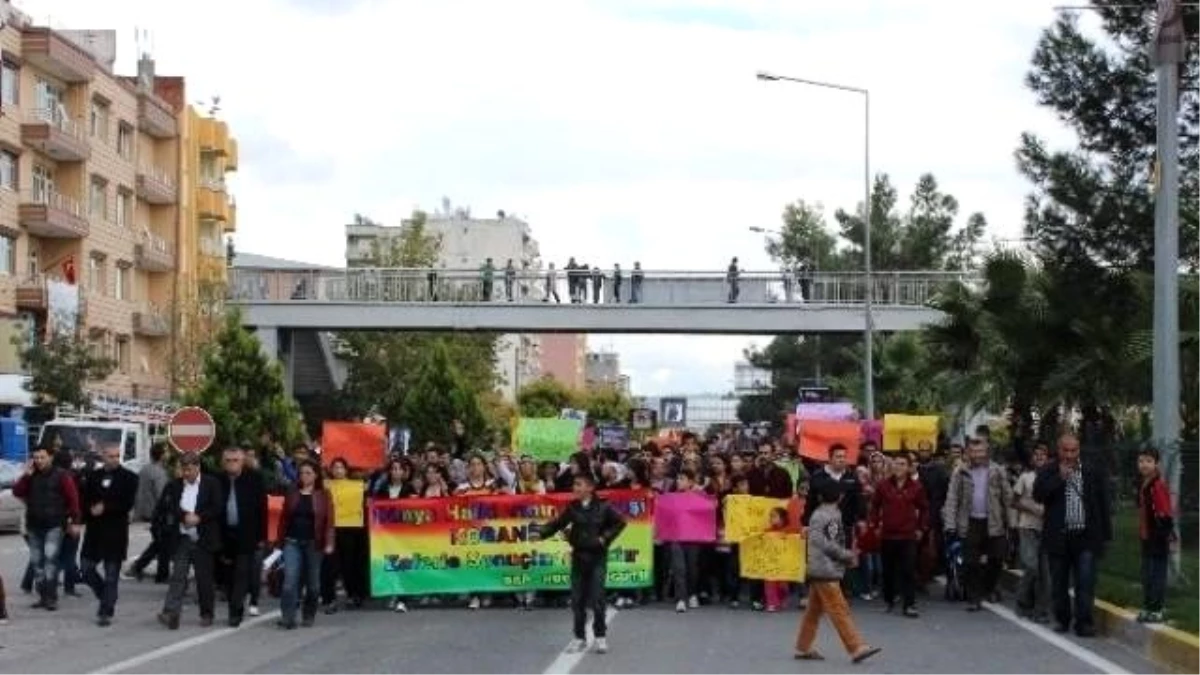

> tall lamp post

[{"left": 756, "top": 71, "right": 874, "bottom": 418}]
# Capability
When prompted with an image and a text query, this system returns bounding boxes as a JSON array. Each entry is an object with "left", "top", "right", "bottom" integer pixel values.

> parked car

[{"left": 0, "top": 461, "right": 24, "bottom": 533}]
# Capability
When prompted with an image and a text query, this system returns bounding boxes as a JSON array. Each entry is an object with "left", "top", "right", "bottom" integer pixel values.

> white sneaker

[
  {"left": 566, "top": 638, "right": 588, "bottom": 653},
  {"left": 675, "top": 600, "right": 687, "bottom": 613},
  {"left": 594, "top": 638, "right": 608, "bottom": 654},
  {"left": 468, "top": 596, "right": 481, "bottom": 610},
  {"left": 248, "top": 605, "right": 260, "bottom": 617},
  {"left": 688, "top": 595, "right": 699, "bottom": 609},
  {"left": 393, "top": 600, "right": 408, "bottom": 613}
]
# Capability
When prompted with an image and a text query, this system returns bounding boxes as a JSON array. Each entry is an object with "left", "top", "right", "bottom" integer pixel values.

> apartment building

[
  {"left": 539, "top": 333, "right": 587, "bottom": 391},
  {"left": 585, "top": 350, "right": 630, "bottom": 394},
  {"left": 0, "top": 10, "right": 231, "bottom": 404},
  {"left": 345, "top": 207, "right": 543, "bottom": 401}
]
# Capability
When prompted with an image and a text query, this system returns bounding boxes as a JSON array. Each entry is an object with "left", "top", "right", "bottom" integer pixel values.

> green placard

[{"left": 516, "top": 417, "right": 582, "bottom": 462}]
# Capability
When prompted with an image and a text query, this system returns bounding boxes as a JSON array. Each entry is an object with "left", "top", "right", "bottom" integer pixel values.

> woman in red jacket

[
  {"left": 869, "top": 453, "right": 928, "bottom": 618},
  {"left": 275, "top": 460, "right": 335, "bottom": 630}
]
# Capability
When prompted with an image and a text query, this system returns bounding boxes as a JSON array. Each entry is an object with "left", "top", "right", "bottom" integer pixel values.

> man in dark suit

[
  {"left": 216, "top": 446, "right": 269, "bottom": 627},
  {"left": 1033, "top": 434, "right": 1112, "bottom": 638},
  {"left": 156, "top": 452, "right": 225, "bottom": 630},
  {"left": 80, "top": 441, "right": 139, "bottom": 626}
]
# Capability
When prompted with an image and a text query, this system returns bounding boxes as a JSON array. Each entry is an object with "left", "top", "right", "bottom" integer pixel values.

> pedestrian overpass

[{"left": 228, "top": 267, "right": 968, "bottom": 334}]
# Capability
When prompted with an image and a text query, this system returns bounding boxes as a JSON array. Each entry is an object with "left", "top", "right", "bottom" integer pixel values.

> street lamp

[{"left": 756, "top": 70, "right": 875, "bottom": 419}]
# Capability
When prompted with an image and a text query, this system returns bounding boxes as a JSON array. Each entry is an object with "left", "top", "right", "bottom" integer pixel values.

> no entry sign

[{"left": 168, "top": 406, "right": 216, "bottom": 453}]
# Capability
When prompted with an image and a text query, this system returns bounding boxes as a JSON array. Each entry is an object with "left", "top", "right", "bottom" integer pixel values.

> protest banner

[
  {"left": 653, "top": 492, "right": 717, "bottom": 542},
  {"left": 795, "top": 402, "right": 857, "bottom": 421},
  {"left": 267, "top": 495, "right": 284, "bottom": 542},
  {"left": 882, "top": 414, "right": 939, "bottom": 452},
  {"left": 724, "top": 495, "right": 789, "bottom": 543},
  {"left": 598, "top": 425, "right": 630, "bottom": 450},
  {"left": 739, "top": 532, "right": 805, "bottom": 582},
  {"left": 369, "top": 490, "right": 654, "bottom": 596},
  {"left": 322, "top": 421, "right": 387, "bottom": 469},
  {"left": 797, "top": 419, "right": 862, "bottom": 464},
  {"left": 329, "top": 479, "right": 365, "bottom": 528},
  {"left": 515, "top": 418, "right": 583, "bottom": 462},
  {"left": 861, "top": 419, "right": 883, "bottom": 447}
]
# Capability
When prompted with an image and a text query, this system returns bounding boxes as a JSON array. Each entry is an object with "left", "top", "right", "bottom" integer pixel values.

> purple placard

[
  {"left": 795, "top": 402, "right": 857, "bottom": 421},
  {"left": 653, "top": 492, "right": 718, "bottom": 542}
]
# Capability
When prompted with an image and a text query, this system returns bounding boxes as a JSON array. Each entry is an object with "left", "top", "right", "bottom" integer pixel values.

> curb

[{"left": 1000, "top": 569, "right": 1199, "bottom": 674}]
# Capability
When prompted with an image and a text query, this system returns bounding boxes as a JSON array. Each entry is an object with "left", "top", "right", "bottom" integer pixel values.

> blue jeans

[
  {"left": 82, "top": 558, "right": 121, "bottom": 618},
  {"left": 1140, "top": 548, "right": 1168, "bottom": 613},
  {"left": 1016, "top": 529, "right": 1050, "bottom": 615},
  {"left": 1050, "top": 533, "right": 1097, "bottom": 632},
  {"left": 27, "top": 527, "right": 63, "bottom": 602},
  {"left": 60, "top": 532, "right": 80, "bottom": 592},
  {"left": 281, "top": 540, "right": 322, "bottom": 624}
]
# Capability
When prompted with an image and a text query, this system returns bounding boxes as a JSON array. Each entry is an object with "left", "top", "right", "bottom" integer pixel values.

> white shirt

[{"left": 180, "top": 478, "right": 200, "bottom": 540}]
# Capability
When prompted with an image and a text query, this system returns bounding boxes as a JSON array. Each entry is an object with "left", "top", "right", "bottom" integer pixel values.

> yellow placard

[
  {"left": 329, "top": 479, "right": 365, "bottom": 528},
  {"left": 738, "top": 532, "right": 805, "bottom": 582},
  {"left": 882, "top": 414, "right": 939, "bottom": 452},
  {"left": 723, "top": 495, "right": 789, "bottom": 543}
]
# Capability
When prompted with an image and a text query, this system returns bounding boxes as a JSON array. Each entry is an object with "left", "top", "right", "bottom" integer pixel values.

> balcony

[
  {"left": 196, "top": 187, "right": 231, "bottom": 222},
  {"left": 19, "top": 190, "right": 89, "bottom": 238},
  {"left": 135, "top": 233, "right": 175, "bottom": 272},
  {"left": 133, "top": 306, "right": 170, "bottom": 337},
  {"left": 21, "top": 108, "right": 90, "bottom": 161},
  {"left": 137, "top": 92, "right": 178, "bottom": 139},
  {"left": 136, "top": 165, "right": 178, "bottom": 205},
  {"left": 15, "top": 275, "right": 50, "bottom": 311},
  {"left": 199, "top": 237, "right": 226, "bottom": 260},
  {"left": 21, "top": 27, "right": 96, "bottom": 83},
  {"left": 197, "top": 118, "right": 230, "bottom": 154},
  {"left": 226, "top": 138, "right": 239, "bottom": 171}
]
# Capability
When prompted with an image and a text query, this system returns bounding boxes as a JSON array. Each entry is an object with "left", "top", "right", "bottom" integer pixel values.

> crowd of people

[{"left": 0, "top": 422, "right": 1178, "bottom": 661}]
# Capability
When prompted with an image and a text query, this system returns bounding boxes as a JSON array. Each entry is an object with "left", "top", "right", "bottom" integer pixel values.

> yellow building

[{"left": 0, "top": 10, "right": 234, "bottom": 404}]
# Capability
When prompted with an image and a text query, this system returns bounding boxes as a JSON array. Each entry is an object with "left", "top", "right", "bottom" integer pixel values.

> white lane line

[
  {"left": 543, "top": 606, "right": 619, "bottom": 675},
  {"left": 983, "top": 602, "right": 1130, "bottom": 675},
  {"left": 88, "top": 610, "right": 282, "bottom": 674}
]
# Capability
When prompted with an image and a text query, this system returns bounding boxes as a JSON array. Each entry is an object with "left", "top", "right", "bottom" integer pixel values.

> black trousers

[
  {"left": 218, "top": 543, "right": 256, "bottom": 620},
  {"left": 964, "top": 519, "right": 1006, "bottom": 603},
  {"left": 132, "top": 532, "right": 171, "bottom": 582},
  {"left": 321, "top": 528, "right": 369, "bottom": 604},
  {"left": 880, "top": 538, "right": 917, "bottom": 609},
  {"left": 571, "top": 553, "right": 607, "bottom": 639}
]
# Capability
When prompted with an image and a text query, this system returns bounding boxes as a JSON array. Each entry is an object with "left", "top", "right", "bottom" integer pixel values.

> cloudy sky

[{"left": 24, "top": 0, "right": 1078, "bottom": 396}]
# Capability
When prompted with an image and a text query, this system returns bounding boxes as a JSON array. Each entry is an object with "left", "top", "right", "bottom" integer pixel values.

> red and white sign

[{"left": 168, "top": 406, "right": 216, "bottom": 454}]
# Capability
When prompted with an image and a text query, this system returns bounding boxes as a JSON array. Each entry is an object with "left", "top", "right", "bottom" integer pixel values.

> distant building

[
  {"left": 344, "top": 204, "right": 541, "bottom": 401},
  {"left": 734, "top": 361, "right": 773, "bottom": 395},
  {"left": 539, "top": 334, "right": 587, "bottom": 390},
  {"left": 586, "top": 350, "right": 629, "bottom": 394}
]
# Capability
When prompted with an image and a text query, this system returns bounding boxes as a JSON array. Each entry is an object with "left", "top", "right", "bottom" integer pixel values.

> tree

[
  {"left": 517, "top": 377, "right": 579, "bottom": 418},
  {"left": 183, "top": 308, "right": 304, "bottom": 453},
  {"left": 171, "top": 278, "right": 228, "bottom": 396},
  {"left": 337, "top": 210, "right": 500, "bottom": 424},
  {"left": 581, "top": 386, "right": 633, "bottom": 424},
  {"left": 399, "top": 341, "right": 486, "bottom": 447},
  {"left": 17, "top": 332, "right": 116, "bottom": 408}
]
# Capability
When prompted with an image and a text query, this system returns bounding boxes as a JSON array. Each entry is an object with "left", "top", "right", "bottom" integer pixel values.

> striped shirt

[{"left": 1064, "top": 465, "right": 1086, "bottom": 531}]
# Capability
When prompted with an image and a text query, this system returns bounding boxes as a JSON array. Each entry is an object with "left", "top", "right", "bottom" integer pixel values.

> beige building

[{"left": 0, "top": 9, "right": 223, "bottom": 404}]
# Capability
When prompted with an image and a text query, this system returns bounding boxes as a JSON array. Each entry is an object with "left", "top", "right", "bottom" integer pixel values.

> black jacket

[
  {"left": 80, "top": 465, "right": 139, "bottom": 562},
  {"left": 539, "top": 498, "right": 626, "bottom": 556},
  {"left": 1033, "top": 461, "right": 1112, "bottom": 557},
  {"left": 216, "top": 469, "right": 269, "bottom": 553},
  {"left": 155, "top": 474, "right": 225, "bottom": 552},
  {"left": 918, "top": 461, "right": 950, "bottom": 527},
  {"left": 804, "top": 467, "right": 862, "bottom": 529}
]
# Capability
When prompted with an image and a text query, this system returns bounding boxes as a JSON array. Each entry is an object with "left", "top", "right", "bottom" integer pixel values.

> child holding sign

[
  {"left": 536, "top": 472, "right": 626, "bottom": 655},
  {"left": 763, "top": 507, "right": 790, "bottom": 612},
  {"left": 795, "top": 482, "right": 881, "bottom": 664}
]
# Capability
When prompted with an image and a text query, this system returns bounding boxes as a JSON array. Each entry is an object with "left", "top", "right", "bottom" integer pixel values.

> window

[
  {"left": 114, "top": 336, "right": 129, "bottom": 374},
  {"left": 34, "top": 78, "right": 64, "bottom": 123},
  {"left": 114, "top": 265, "right": 127, "bottom": 300},
  {"left": 90, "top": 100, "right": 110, "bottom": 140},
  {"left": 0, "top": 234, "right": 14, "bottom": 275},
  {"left": 89, "top": 176, "right": 107, "bottom": 219},
  {"left": 0, "top": 61, "right": 17, "bottom": 107},
  {"left": 115, "top": 189, "right": 130, "bottom": 228},
  {"left": 199, "top": 152, "right": 221, "bottom": 184},
  {"left": 27, "top": 249, "right": 38, "bottom": 278},
  {"left": 88, "top": 256, "right": 105, "bottom": 294},
  {"left": 123, "top": 431, "right": 137, "bottom": 462},
  {"left": 117, "top": 122, "right": 133, "bottom": 160},
  {"left": 0, "top": 150, "right": 16, "bottom": 191},
  {"left": 32, "top": 165, "right": 54, "bottom": 201}
]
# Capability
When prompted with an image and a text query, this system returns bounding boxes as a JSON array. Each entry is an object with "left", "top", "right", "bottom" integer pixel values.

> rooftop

[{"left": 232, "top": 252, "right": 337, "bottom": 271}]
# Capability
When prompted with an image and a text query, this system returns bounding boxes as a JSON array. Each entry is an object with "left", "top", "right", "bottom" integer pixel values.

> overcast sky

[{"left": 23, "top": 0, "right": 1078, "bottom": 396}]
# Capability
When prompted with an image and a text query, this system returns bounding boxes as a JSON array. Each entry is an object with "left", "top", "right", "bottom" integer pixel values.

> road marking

[
  {"left": 543, "top": 606, "right": 618, "bottom": 675},
  {"left": 88, "top": 610, "right": 282, "bottom": 674},
  {"left": 983, "top": 602, "right": 1130, "bottom": 674}
]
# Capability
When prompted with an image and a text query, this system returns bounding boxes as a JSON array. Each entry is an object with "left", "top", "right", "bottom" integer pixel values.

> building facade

[
  {"left": 539, "top": 333, "right": 587, "bottom": 391},
  {"left": 345, "top": 207, "right": 542, "bottom": 401},
  {"left": 0, "top": 7, "right": 234, "bottom": 404},
  {"left": 585, "top": 350, "right": 628, "bottom": 393}
]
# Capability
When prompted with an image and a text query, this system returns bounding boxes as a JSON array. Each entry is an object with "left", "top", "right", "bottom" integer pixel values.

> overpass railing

[{"left": 227, "top": 267, "right": 979, "bottom": 307}]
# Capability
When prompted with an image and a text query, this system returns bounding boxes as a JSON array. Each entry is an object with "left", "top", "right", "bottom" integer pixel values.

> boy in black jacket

[{"left": 537, "top": 473, "right": 626, "bottom": 655}]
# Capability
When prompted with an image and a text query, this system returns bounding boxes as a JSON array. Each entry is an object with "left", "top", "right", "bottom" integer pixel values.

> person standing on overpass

[{"left": 727, "top": 257, "right": 740, "bottom": 303}]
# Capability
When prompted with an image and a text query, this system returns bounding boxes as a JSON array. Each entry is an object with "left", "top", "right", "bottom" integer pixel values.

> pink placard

[
  {"left": 580, "top": 426, "right": 596, "bottom": 451},
  {"left": 861, "top": 419, "right": 883, "bottom": 447},
  {"left": 653, "top": 492, "right": 718, "bottom": 542},
  {"left": 796, "top": 402, "right": 858, "bottom": 421}
]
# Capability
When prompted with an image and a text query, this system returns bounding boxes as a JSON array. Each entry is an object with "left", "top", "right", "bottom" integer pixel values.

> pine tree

[
  {"left": 400, "top": 341, "right": 487, "bottom": 448},
  {"left": 17, "top": 332, "right": 116, "bottom": 408}
]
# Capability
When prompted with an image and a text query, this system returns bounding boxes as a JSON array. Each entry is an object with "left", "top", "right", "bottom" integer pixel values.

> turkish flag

[{"left": 62, "top": 256, "right": 76, "bottom": 285}]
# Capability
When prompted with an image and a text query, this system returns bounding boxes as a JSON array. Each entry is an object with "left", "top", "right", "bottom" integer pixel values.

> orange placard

[
  {"left": 787, "top": 496, "right": 805, "bottom": 534},
  {"left": 784, "top": 414, "right": 798, "bottom": 445},
  {"left": 798, "top": 420, "right": 862, "bottom": 464},
  {"left": 322, "top": 421, "right": 387, "bottom": 470},
  {"left": 266, "top": 495, "right": 284, "bottom": 543}
]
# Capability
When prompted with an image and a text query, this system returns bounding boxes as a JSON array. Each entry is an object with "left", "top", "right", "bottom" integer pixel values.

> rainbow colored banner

[{"left": 369, "top": 490, "right": 655, "bottom": 596}]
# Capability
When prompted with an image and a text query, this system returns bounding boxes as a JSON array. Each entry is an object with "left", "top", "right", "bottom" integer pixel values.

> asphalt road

[{"left": 0, "top": 530, "right": 1165, "bottom": 674}]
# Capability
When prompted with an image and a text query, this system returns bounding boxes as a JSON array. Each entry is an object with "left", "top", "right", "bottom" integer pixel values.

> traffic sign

[{"left": 168, "top": 406, "right": 216, "bottom": 453}]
